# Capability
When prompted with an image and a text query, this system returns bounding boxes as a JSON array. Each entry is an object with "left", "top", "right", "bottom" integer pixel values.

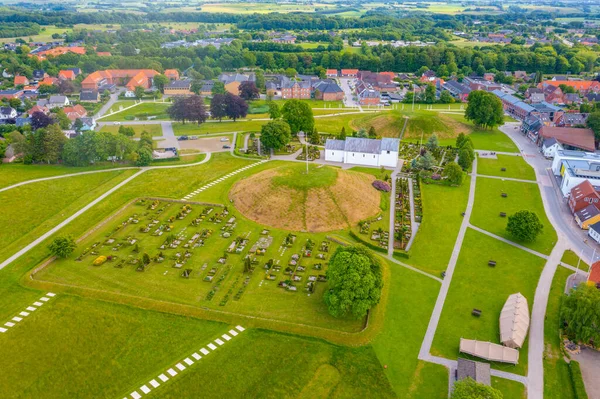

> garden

[
  {"left": 35, "top": 198, "right": 365, "bottom": 332},
  {"left": 393, "top": 177, "right": 412, "bottom": 250}
]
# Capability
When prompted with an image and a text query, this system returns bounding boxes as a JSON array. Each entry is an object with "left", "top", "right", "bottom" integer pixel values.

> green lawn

[
  {"left": 561, "top": 249, "right": 590, "bottom": 269},
  {"left": 105, "top": 100, "right": 137, "bottom": 114},
  {"left": 492, "top": 377, "right": 526, "bottom": 399},
  {"left": 173, "top": 120, "right": 266, "bottom": 135},
  {"left": 0, "top": 163, "right": 131, "bottom": 189},
  {"left": 471, "top": 178, "right": 557, "bottom": 255},
  {"left": 99, "top": 123, "right": 163, "bottom": 138},
  {"left": 431, "top": 229, "right": 547, "bottom": 375},
  {"left": 405, "top": 177, "right": 471, "bottom": 276},
  {"left": 544, "top": 266, "right": 577, "bottom": 399},
  {"left": 152, "top": 329, "right": 395, "bottom": 398},
  {"left": 372, "top": 264, "right": 445, "bottom": 398},
  {"left": 0, "top": 295, "right": 227, "bottom": 398},
  {"left": 0, "top": 170, "right": 137, "bottom": 265},
  {"left": 476, "top": 154, "right": 536, "bottom": 181},
  {"left": 102, "top": 102, "right": 171, "bottom": 122}
]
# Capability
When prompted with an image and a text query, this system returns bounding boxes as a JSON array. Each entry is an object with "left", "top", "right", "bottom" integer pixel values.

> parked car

[
  {"left": 178, "top": 135, "right": 188, "bottom": 141},
  {"left": 220, "top": 137, "right": 229, "bottom": 142},
  {"left": 222, "top": 145, "right": 231, "bottom": 149}
]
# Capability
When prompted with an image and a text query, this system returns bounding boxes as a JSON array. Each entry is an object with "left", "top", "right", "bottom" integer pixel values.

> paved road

[
  {"left": 159, "top": 121, "right": 179, "bottom": 150},
  {"left": 94, "top": 89, "right": 122, "bottom": 119},
  {"left": 0, "top": 153, "right": 213, "bottom": 271},
  {"left": 338, "top": 77, "right": 362, "bottom": 111}
]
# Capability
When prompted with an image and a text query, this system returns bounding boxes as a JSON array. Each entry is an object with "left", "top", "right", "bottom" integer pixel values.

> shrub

[
  {"left": 93, "top": 255, "right": 107, "bottom": 266},
  {"left": 569, "top": 361, "right": 588, "bottom": 399},
  {"left": 372, "top": 180, "right": 391, "bottom": 192}
]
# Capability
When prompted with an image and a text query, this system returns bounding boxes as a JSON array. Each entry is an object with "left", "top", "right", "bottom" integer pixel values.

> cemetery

[{"left": 35, "top": 198, "right": 365, "bottom": 332}]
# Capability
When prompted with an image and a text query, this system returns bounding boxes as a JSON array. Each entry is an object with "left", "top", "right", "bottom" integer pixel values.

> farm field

[
  {"left": 476, "top": 154, "right": 536, "bottom": 181},
  {"left": 431, "top": 228, "right": 547, "bottom": 376},
  {"left": 99, "top": 123, "right": 163, "bottom": 138},
  {"left": 471, "top": 178, "right": 557, "bottom": 255},
  {"left": 405, "top": 177, "right": 471, "bottom": 276},
  {"left": 0, "top": 25, "right": 70, "bottom": 44}
]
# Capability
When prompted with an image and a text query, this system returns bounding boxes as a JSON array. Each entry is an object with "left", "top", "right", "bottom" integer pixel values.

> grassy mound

[{"left": 229, "top": 164, "right": 381, "bottom": 232}]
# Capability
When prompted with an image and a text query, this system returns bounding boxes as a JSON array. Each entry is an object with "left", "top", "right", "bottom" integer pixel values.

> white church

[{"left": 324, "top": 137, "right": 400, "bottom": 168}]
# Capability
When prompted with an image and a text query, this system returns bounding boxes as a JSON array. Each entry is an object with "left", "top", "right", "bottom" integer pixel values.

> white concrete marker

[
  {"left": 167, "top": 368, "right": 177, "bottom": 377},
  {"left": 149, "top": 380, "right": 160, "bottom": 388},
  {"left": 207, "top": 343, "right": 217, "bottom": 350},
  {"left": 229, "top": 329, "right": 238, "bottom": 336},
  {"left": 130, "top": 392, "right": 141, "bottom": 399},
  {"left": 12, "top": 317, "right": 22, "bottom": 322},
  {"left": 175, "top": 363, "right": 186, "bottom": 371},
  {"left": 192, "top": 353, "right": 201, "bottom": 360},
  {"left": 5, "top": 322, "right": 15, "bottom": 327},
  {"left": 200, "top": 348, "right": 209, "bottom": 355},
  {"left": 46, "top": 292, "right": 56, "bottom": 297},
  {"left": 40, "top": 297, "right": 49, "bottom": 302},
  {"left": 33, "top": 302, "right": 43, "bottom": 306},
  {"left": 235, "top": 326, "right": 245, "bottom": 331},
  {"left": 140, "top": 385, "right": 150, "bottom": 394},
  {"left": 158, "top": 374, "right": 169, "bottom": 382},
  {"left": 19, "top": 312, "right": 29, "bottom": 317},
  {"left": 222, "top": 334, "right": 231, "bottom": 341},
  {"left": 215, "top": 339, "right": 224, "bottom": 346},
  {"left": 184, "top": 358, "right": 194, "bottom": 366},
  {"left": 26, "top": 307, "right": 36, "bottom": 311},
  {"left": 0, "top": 327, "right": 7, "bottom": 333}
]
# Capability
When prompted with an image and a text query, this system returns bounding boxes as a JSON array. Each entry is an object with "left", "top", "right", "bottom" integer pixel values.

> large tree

[
  {"left": 282, "top": 99, "right": 314, "bottom": 135},
  {"left": 224, "top": 92, "right": 248, "bottom": 121},
  {"left": 506, "top": 210, "right": 544, "bottom": 242},
  {"left": 561, "top": 283, "right": 600, "bottom": 347},
  {"left": 324, "top": 246, "right": 383, "bottom": 318},
  {"left": 465, "top": 90, "right": 504, "bottom": 129},
  {"left": 260, "top": 120, "right": 292, "bottom": 150},
  {"left": 451, "top": 378, "right": 503, "bottom": 399},
  {"left": 444, "top": 162, "right": 464, "bottom": 185},
  {"left": 168, "top": 95, "right": 207, "bottom": 125},
  {"left": 31, "top": 111, "right": 53, "bottom": 130},
  {"left": 210, "top": 93, "right": 227, "bottom": 122},
  {"left": 268, "top": 102, "right": 281, "bottom": 119},
  {"left": 153, "top": 74, "right": 169, "bottom": 92},
  {"left": 239, "top": 81, "right": 259, "bottom": 101},
  {"left": 48, "top": 236, "right": 77, "bottom": 258},
  {"left": 586, "top": 111, "right": 600, "bottom": 141}
]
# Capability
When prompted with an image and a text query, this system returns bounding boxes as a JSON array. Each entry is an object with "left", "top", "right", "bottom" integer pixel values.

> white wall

[
  {"left": 325, "top": 149, "right": 344, "bottom": 163},
  {"left": 589, "top": 227, "right": 600, "bottom": 244},
  {"left": 379, "top": 150, "right": 398, "bottom": 167},
  {"left": 560, "top": 175, "right": 600, "bottom": 197},
  {"left": 344, "top": 151, "right": 379, "bottom": 166}
]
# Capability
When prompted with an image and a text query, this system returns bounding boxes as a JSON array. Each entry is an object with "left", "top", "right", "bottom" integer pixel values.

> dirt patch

[
  {"left": 178, "top": 136, "right": 232, "bottom": 152},
  {"left": 229, "top": 167, "right": 380, "bottom": 232}
]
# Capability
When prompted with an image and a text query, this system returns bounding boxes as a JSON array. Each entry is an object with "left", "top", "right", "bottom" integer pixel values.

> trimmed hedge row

[
  {"left": 393, "top": 250, "right": 410, "bottom": 259},
  {"left": 569, "top": 360, "right": 588, "bottom": 399},
  {"left": 348, "top": 231, "right": 387, "bottom": 254}
]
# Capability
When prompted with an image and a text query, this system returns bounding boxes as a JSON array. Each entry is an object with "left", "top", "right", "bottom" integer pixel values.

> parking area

[{"left": 177, "top": 135, "right": 233, "bottom": 153}]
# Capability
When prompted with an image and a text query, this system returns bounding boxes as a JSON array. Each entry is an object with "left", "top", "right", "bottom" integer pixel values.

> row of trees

[{"left": 260, "top": 100, "right": 316, "bottom": 150}]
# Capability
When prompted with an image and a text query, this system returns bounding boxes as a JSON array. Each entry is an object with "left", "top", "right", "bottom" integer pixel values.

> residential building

[
  {"left": 40, "top": 77, "right": 57, "bottom": 86},
  {"left": 218, "top": 73, "right": 255, "bottom": 95},
  {"left": 78, "top": 117, "right": 96, "bottom": 131},
  {"left": 326, "top": 69, "right": 338, "bottom": 78},
  {"left": 575, "top": 204, "right": 600, "bottom": 229},
  {"left": 340, "top": 69, "right": 358, "bottom": 77},
  {"left": 58, "top": 70, "right": 76, "bottom": 81},
  {"left": 32, "top": 46, "right": 86, "bottom": 60},
  {"left": 63, "top": 105, "right": 88, "bottom": 121},
  {"left": 281, "top": 79, "right": 312, "bottom": 100},
  {"left": 27, "top": 105, "right": 49, "bottom": 116},
  {"left": 0, "top": 106, "right": 17, "bottom": 120},
  {"left": 483, "top": 73, "right": 495, "bottom": 82},
  {"left": 164, "top": 69, "right": 180, "bottom": 80},
  {"left": 45, "top": 95, "right": 70, "bottom": 109},
  {"left": 358, "top": 71, "right": 399, "bottom": 93},
  {"left": 492, "top": 90, "right": 535, "bottom": 120},
  {"left": 568, "top": 180, "right": 600, "bottom": 213},
  {"left": 164, "top": 80, "right": 192, "bottom": 96},
  {"left": 552, "top": 151, "right": 600, "bottom": 196},
  {"left": 555, "top": 112, "right": 588, "bottom": 127},
  {"left": 82, "top": 69, "right": 159, "bottom": 91},
  {"left": 14, "top": 76, "right": 29, "bottom": 86},
  {"left": 324, "top": 137, "right": 399, "bottom": 167},
  {"left": 588, "top": 224, "right": 600, "bottom": 246},
  {"left": 542, "top": 138, "right": 563, "bottom": 158},
  {"left": 464, "top": 77, "right": 501, "bottom": 92},
  {"left": 525, "top": 87, "right": 545, "bottom": 103},
  {"left": 443, "top": 80, "right": 471, "bottom": 102},
  {"left": 79, "top": 90, "right": 100, "bottom": 103},
  {"left": 537, "top": 126, "right": 595, "bottom": 152},
  {"left": 541, "top": 84, "right": 564, "bottom": 104},
  {"left": 0, "top": 89, "right": 23, "bottom": 100},
  {"left": 313, "top": 81, "right": 344, "bottom": 102},
  {"left": 199, "top": 80, "right": 214, "bottom": 96},
  {"left": 355, "top": 81, "right": 380, "bottom": 105},
  {"left": 541, "top": 80, "right": 600, "bottom": 95},
  {"left": 32, "top": 69, "right": 47, "bottom": 80}
]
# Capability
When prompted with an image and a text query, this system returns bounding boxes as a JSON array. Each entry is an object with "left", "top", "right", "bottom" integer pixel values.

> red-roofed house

[
  {"left": 587, "top": 261, "right": 600, "bottom": 285},
  {"left": 541, "top": 80, "right": 600, "bottom": 95},
  {"left": 569, "top": 180, "right": 600, "bottom": 214},
  {"left": 27, "top": 105, "right": 49, "bottom": 116},
  {"left": 326, "top": 69, "right": 338, "bottom": 78},
  {"left": 538, "top": 126, "right": 596, "bottom": 152},
  {"left": 40, "top": 77, "right": 57, "bottom": 86},
  {"left": 63, "top": 104, "right": 88, "bottom": 121},
  {"left": 164, "top": 69, "right": 179, "bottom": 81},
  {"left": 340, "top": 69, "right": 358, "bottom": 77},
  {"left": 58, "top": 70, "right": 76, "bottom": 81},
  {"left": 96, "top": 52, "right": 111, "bottom": 57},
  {"left": 14, "top": 76, "right": 29, "bottom": 86},
  {"left": 81, "top": 69, "right": 159, "bottom": 91},
  {"left": 33, "top": 46, "right": 86, "bottom": 60}
]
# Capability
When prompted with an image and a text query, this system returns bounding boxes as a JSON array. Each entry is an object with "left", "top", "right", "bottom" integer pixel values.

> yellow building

[
  {"left": 164, "top": 80, "right": 192, "bottom": 96},
  {"left": 575, "top": 204, "right": 600, "bottom": 229}
]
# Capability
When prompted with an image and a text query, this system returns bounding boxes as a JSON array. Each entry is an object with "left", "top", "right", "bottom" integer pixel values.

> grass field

[
  {"left": 471, "top": 178, "right": 557, "bottom": 254},
  {"left": 561, "top": 249, "right": 590, "bottom": 269},
  {"left": 431, "top": 228, "right": 547, "bottom": 375},
  {"left": 476, "top": 154, "right": 536, "bottom": 181},
  {"left": 544, "top": 266, "right": 577, "bottom": 399},
  {"left": 492, "top": 377, "right": 526, "bottom": 398},
  {"left": 0, "top": 170, "right": 137, "bottom": 265},
  {"left": 99, "top": 124, "right": 163, "bottom": 138},
  {"left": 173, "top": 120, "right": 265, "bottom": 135},
  {"left": 405, "top": 177, "right": 471, "bottom": 276},
  {"left": 0, "top": 25, "right": 70, "bottom": 44},
  {"left": 102, "top": 102, "right": 171, "bottom": 122},
  {"left": 105, "top": 100, "right": 137, "bottom": 114}
]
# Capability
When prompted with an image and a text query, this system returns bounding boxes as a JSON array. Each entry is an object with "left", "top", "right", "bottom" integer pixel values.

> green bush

[
  {"left": 569, "top": 361, "right": 588, "bottom": 399},
  {"left": 393, "top": 250, "right": 410, "bottom": 259},
  {"left": 348, "top": 231, "right": 387, "bottom": 254},
  {"left": 124, "top": 115, "right": 135, "bottom": 121}
]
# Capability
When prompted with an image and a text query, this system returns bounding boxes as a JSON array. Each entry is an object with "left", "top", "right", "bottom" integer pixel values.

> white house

[
  {"left": 0, "top": 106, "right": 17, "bottom": 120},
  {"left": 542, "top": 137, "right": 563, "bottom": 159},
  {"left": 40, "top": 95, "right": 70, "bottom": 109},
  {"left": 325, "top": 137, "right": 399, "bottom": 168},
  {"left": 552, "top": 150, "right": 600, "bottom": 196},
  {"left": 589, "top": 221, "right": 600, "bottom": 244}
]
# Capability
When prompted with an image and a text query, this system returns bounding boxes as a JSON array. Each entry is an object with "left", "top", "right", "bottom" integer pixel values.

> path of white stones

[{"left": 0, "top": 292, "right": 56, "bottom": 333}]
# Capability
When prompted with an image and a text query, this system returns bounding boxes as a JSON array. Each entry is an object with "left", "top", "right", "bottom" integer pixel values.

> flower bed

[{"left": 394, "top": 177, "right": 412, "bottom": 250}]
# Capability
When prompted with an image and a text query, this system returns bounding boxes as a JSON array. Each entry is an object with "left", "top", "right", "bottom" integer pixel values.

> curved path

[{"left": 0, "top": 153, "right": 212, "bottom": 271}]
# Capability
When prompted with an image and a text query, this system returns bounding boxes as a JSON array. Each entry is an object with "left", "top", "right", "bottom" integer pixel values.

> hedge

[
  {"left": 150, "top": 156, "right": 180, "bottom": 163},
  {"left": 569, "top": 360, "right": 588, "bottom": 399},
  {"left": 393, "top": 250, "right": 410, "bottom": 259},
  {"left": 348, "top": 231, "right": 388, "bottom": 254}
]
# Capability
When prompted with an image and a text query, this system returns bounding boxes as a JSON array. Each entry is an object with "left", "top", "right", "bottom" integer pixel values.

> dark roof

[
  {"left": 314, "top": 81, "right": 342, "bottom": 93},
  {"left": 0, "top": 106, "right": 15, "bottom": 115},
  {"left": 166, "top": 80, "right": 191, "bottom": 89},
  {"left": 543, "top": 137, "right": 559, "bottom": 148},
  {"left": 457, "top": 359, "right": 491, "bottom": 386},
  {"left": 575, "top": 204, "right": 600, "bottom": 222},
  {"left": 79, "top": 90, "right": 99, "bottom": 101},
  {"left": 345, "top": 137, "right": 382, "bottom": 154},
  {"left": 325, "top": 139, "right": 345, "bottom": 151},
  {"left": 381, "top": 138, "right": 400, "bottom": 152},
  {"left": 589, "top": 221, "right": 600, "bottom": 234}
]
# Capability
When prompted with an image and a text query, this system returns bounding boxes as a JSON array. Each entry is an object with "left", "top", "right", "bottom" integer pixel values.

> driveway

[
  {"left": 338, "top": 77, "right": 362, "bottom": 110},
  {"left": 94, "top": 89, "right": 123, "bottom": 119},
  {"left": 572, "top": 347, "right": 600, "bottom": 398}
]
